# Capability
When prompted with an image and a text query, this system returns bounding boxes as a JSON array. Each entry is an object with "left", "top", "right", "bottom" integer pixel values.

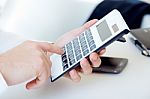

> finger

[
  {"left": 72, "top": 19, "right": 98, "bottom": 36},
  {"left": 63, "top": 66, "right": 81, "bottom": 79},
  {"left": 69, "top": 69, "right": 81, "bottom": 82},
  {"left": 63, "top": 72, "right": 71, "bottom": 79},
  {"left": 81, "top": 19, "right": 98, "bottom": 31},
  {"left": 55, "top": 19, "right": 98, "bottom": 47},
  {"left": 89, "top": 53, "right": 101, "bottom": 68},
  {"left": 26, "top": 79, "right": 39, "bottom": 90},
  {"left": 98, "top": 48, "right": 106, "bottom": 56},
  {"left": 71, "top": 19, "right": 99, "bottom": 36},
  {"left": 26, "top": 64, "right": 49, "bottom": 89},
  {"left": 26, "top": 73, "right": 48, "bottom": 89},
  {"left": 38, "top": 42, "right": 64, "bottom": 55},
  {"left": 80, "top": 58, "right": 93, "bottom": 75}
]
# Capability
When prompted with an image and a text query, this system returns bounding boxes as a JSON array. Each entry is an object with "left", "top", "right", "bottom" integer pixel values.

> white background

[{"left": 0, "top": 0, "right": 103, "bottom": 41}]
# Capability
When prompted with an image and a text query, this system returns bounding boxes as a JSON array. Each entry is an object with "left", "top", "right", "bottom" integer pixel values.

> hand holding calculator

[{"left": 50, "top": 9, "right": 130, "bottom": 82}]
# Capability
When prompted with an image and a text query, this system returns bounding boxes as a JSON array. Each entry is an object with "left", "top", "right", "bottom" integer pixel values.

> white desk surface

[{"left": 1, "top": 34, "right": 150, "bottom": 99}]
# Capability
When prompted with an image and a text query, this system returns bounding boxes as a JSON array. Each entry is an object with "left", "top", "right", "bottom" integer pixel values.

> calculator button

[
  {"left": 80, "top": 33, "right": 84, "bottom": 37},
  {"left": 61, "top": 47, "right": 69, "bottom": 71},
  {"left": 62, "top": 55, "right": 67, "bottom": 62},
  {"left": 90, "top": 44, "right": 96, "bottom": 51},
  {"left": 80, "top": 41, "right": 86, "bottom": 47},
  {"left": 83, "top": 49, "right": 89, "bottom": 56},
  {"left": 75, "top": 49, "right": 81, "bottom": 56},
  {"left": 74, "top": 45, "right": 80, "bottom": 49},
  {"left": 67, "top": 43, "right": 72, "bottom": 49},
  {"left": 73, "top": 38, "right": 79, "bottom": 44},
  {"left": 61, "top": 49, "right": 67, "bottom": 62},
  {"left": 74, "top": 43, "right": 80, "bottom": 49},
  {"left": 62, "top": 57, "right": 69, "bottom": 71},
  {"left": 80, "top": 37, "right": 86, "bottom": 43},
  {"left": 79, "top": 33, "right": 85, "bottom": 39},
  {"left": 86, "top": 35, "right": 93, "bottom": 42},
  {"left": 61, "top": 52, "right": 67, "bottom": 64},
  {"left": 62, "top": 52, "right": 66, "bottom": 57},
  {"left": 79, "top": 35, "right": 85, "bottom": 41},
  {"left": 69, "top": 59, "right": 76, "bottom": 66},
  {"left": 81, "top": 40, "right": 86, "bottom": 44},
  {"left": 62, "top": 61, "right": 68, "bottom": 67},
  {"left": 76, "top": 54, "right": 82, "bottom": 61},
  {"left": 68, "top": 50, "right": 75, "bottom": 60},
  {"left": 68, "top": 54, "right": 74, "bottom": 61},
  {"left": 67, "top": 48, "right": 73, "bottom": 53},
  {"left": 73, "top": 40, "right": 79, "bottom": 46},
  {"left": 85, "top": 29, "right": 92, "bottom": 36},
  {"left": 63, "top": 65, "right": 69, "bottom": 71},
  {"left": 73, "top": 39, "right": 80, "bottom": 48},
  {"left": 81, "top": 45, "right": 88, "bottom": 51},
  {"left": 67, "top": 49, "right": 73, "bottom": 55},
  {"left": 62, "top": 59, "right": 68, "bottom": 66},
  {"left": 89, "top": 35, "right": 93, "bottom": 40},
  {"left": 89, "top": 40, "right": 95, "bottom": 47}
]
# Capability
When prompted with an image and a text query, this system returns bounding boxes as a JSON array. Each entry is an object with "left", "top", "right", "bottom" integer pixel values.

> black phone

[{"left": 92, "top": 56, "right": 128, "bottom": 74}]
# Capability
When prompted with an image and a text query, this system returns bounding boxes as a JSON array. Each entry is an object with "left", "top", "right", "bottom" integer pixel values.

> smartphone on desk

[
  {"left": 93, "top": 57, "right": 128, "bottom": 74},
  {"left": 50, "top": 9, "right": 130, "bottom": 82}
]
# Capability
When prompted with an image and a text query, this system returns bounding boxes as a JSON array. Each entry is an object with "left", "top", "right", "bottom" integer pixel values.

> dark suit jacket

[{"left": 87, "top": 0, "right": 150, "bottom": 29}]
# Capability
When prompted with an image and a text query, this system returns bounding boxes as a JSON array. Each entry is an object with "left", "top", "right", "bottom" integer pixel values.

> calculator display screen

[{"left": 96, "top": 20, "right": 112, "bottom": 41}]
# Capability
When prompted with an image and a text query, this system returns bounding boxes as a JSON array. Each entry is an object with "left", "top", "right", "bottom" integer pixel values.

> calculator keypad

[
  {"left": 62, "top": 29, "right": 96, "bottom": 71},
  {"left": 85, "top": 29, "right": 96, "bottom": 51},
  {"left": 61, "top": 49, "right": 69, "bottom": 71}
]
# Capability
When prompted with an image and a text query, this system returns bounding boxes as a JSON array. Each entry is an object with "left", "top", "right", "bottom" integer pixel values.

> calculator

[{"left": 50, "top": 9, "right": 130, "bottom": 82}]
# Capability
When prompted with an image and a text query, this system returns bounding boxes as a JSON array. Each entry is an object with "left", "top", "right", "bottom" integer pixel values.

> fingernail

[
  {"left": 93, "top": 65, "right": 99, "bottom": 68},
  {"left": 93, "top": 56, "right": 98, "bottom": 61}
]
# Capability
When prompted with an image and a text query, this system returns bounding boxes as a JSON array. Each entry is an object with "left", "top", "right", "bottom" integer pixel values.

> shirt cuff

[{"left": 0, "top": 72, "right": 8, "bottom": 94}]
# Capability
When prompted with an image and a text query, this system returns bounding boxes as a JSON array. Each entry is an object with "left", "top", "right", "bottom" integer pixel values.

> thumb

[
  {"left": 38, "top": 42, "right": 64, "bottom": 55},
  {"left": 81, "top": 19, "right": 98, "bottom": 31}
]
